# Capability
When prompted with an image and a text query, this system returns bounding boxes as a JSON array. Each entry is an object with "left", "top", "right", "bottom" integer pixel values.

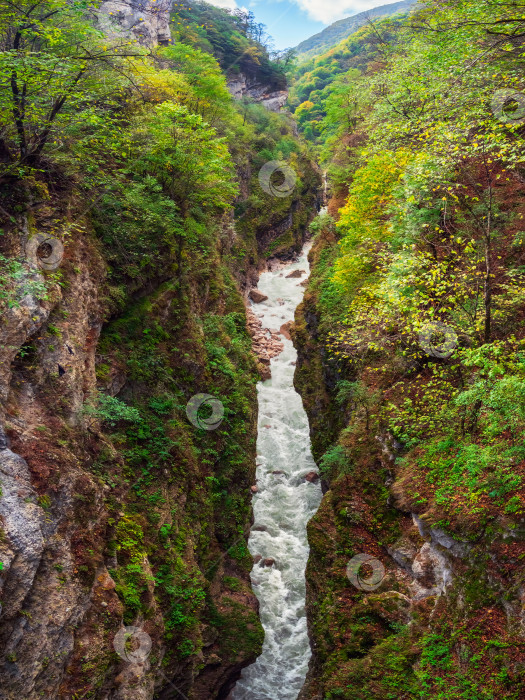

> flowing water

[{"left": 232, "top": 244, "right": 322, "bottom": 700}]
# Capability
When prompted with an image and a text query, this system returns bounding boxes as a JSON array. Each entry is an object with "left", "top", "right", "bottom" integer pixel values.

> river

[{"left": 232, "top": 243, "right": 322, "bottom": 700}]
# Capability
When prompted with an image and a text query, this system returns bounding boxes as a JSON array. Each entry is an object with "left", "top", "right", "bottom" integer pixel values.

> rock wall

[
  {"left": 228, "top": 74, "right": 288, "bottom": 113},
  {"left": 0, "top": 134, "right": 320, "bottom": 700},
  {"left": 293, "top": 222, "right": 525, "bottom": 700},
  {"left": 97, "top": 0, "right": 172, "bottom": 46}
]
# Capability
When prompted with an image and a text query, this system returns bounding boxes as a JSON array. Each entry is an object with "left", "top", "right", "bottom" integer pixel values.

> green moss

[{"left": 208, "top": 597, "right": 264, "bottom": 662}]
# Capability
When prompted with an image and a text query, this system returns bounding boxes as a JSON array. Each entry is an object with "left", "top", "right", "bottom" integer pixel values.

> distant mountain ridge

[{"left": 295, "top": 0, "right": 416, "bottom": 60}]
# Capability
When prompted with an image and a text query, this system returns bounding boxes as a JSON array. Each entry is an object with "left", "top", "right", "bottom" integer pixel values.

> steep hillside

[
  {"left": 288, "top": 14, "right": 409, "bottom": 152},
  {"left": 2, "top": 0, "right": 524, "bottom": 698},
  {"left": 292, "top": 0, "right": 525, "bottom": 697},
  {"left": 295, "top": 0, "right": 415, "bottom": 61},
  {"left": 0, "top": 2, "right": 320, "bottom": 698},
  {"left": 170, "top": 2, "right": 289, "bottom": 95}
]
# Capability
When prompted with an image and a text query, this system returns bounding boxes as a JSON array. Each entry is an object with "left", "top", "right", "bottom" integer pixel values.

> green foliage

[
  {"left": 291, "top": 2, "right": 525, "bottom": 698},
  {"left": 208, "top": 597, "right": 264, "bottom": 661},
  {"left": 159, "top": 42, "right": 235, "bottom": 124},
  {"left": 138, "top": 102, "right": 238, "bottom": 213},
  {"left": 82, "top": 392, "right": 141, "bottom": 427},
  {"left": 0, "top": 254, "right": 48, "bottom": 309},
  {"left": 289, "top": 17, "right": 408, "bottom": 157},
  {"left": 319, "top": 445, "right": 348, "bottom": 477},
  {"left": 0, "top": 0, "right": 144, "bottom": 173},
  {"left": 109, "top": 515, "right": 153, "bottom": 621},
  {"left": 313, "top": 0, "right": 525, "bottom": 503},
  {"left": 309, "top": 213, "right": 335, "bottom": 236},
  {"left": 171, "top": 2, "right": 288, "bottom": 91}
]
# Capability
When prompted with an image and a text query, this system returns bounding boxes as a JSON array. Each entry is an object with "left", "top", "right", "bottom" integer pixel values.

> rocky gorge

[
  {"left": 0, "top": 1, "right": 321, "bottom": 697},
  {"left": 2, "top": 0, "right": 525, "bottom": 698},
  {"left": 0, "top": 152, "right": 320, "bottom": 700}
]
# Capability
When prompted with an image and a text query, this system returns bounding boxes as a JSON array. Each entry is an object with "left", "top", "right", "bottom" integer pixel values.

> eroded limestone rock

[
  {"left": 98, "top": 0, "right": 172, "bottom": 46},
  {"left": 227, "top": 74, "right": 288, "bottom": 113}
]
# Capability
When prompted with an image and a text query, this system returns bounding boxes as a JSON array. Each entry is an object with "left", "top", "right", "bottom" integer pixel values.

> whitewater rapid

[{"left": 232, "top": 244, "right": 322, "bottom": 700}]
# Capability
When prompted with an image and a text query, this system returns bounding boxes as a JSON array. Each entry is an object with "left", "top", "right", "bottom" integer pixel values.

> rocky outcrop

[
  {"left": 0, "top": 282, "right": 50, "bottom": 405},
  {"left": 280, "top": 321, "right": 293, "bottom": 340},
  {"left": 228, "top": 73, "right": 288, "bottom": 113},
  {"left": 246, "top": 307, "right": 284, "bottom": 380},
  {"left": 97, "top": 0, "right": 172, "bottom": 46},
  {"left": 286, "top": 269, "right": 305, "bottom": 279},
  {"left": 0, "top": 441, "right": 46, "bottom": 620}
]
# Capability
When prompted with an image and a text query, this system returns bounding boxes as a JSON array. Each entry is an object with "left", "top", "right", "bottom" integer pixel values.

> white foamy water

[{"left": 232, "top": 244, "right": 322, "bottom": 700}]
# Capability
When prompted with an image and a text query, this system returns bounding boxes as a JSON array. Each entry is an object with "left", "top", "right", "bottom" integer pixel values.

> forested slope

[
  {"left": 293, "top": 0, "right": 525, "bottom": 697},
  {"left": 0, "top": 2, "right": 319, "bottom": 698},
  {"left": 294, "top": 0, "right": 415, "bottom": 62},
  {"left": 170, "top": 1, "right": 290, "bottom": 90},
  {"left": 288, "top": 14, "right": 409, "bottom": 148}
]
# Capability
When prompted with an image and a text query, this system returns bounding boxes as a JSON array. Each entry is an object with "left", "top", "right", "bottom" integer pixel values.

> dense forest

[
  {"left": 295, "top": 0, "right": 525, "bottom": 698},
  {"left": 0, "top": 1, "right": 319, "bottom": 698},
  {"left": 293, "top": 0, "right": 414, "bottom": 62},
  {"left": 0, "top": 0, "right": 525, "bottom": 698}
]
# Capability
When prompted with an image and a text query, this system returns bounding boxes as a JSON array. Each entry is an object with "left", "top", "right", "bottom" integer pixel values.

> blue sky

[{"left": 211, "top": 0, "right": 392, "bottom": 49}]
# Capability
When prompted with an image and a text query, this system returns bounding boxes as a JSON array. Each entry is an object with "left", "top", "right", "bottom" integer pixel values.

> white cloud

[
  {"left": 209, "top": 0, "right": 239, "bottom": 10},
  {"left": 293, "top": 0, "right": 394, "bottom": 24},
  {"left": 208, "top": 0, "right": 251, "bottom": 13}
]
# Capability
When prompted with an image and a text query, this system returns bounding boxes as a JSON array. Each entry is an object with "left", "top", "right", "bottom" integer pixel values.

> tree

[
  {"left": 272, "top": 47, "right": 297, "bottom": 69},
  {"left": 158, "top": 43, "right": 235, "bottom": 124},
  {"left": 0, "top": 0, "right": 143, "bottom": 173},
  {"left": 130, "top": 102, "right": 238, "bottom": 283}
]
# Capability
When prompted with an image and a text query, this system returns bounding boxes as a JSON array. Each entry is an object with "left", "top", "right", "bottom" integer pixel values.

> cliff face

[
  {"left": 228, "top": 74, "right": 288, "bottom": 113},
  {"left": 0, "top": 152, "right": 319, "bottom": 699},
  {"left": 0, "top": 207, "right": 254, "bottom": 700},
  {"left": 293, "top": 223, "right": 525, "bottom": 700},
  {"left": 98, "top": 0, "right": 172, "bottom": 46}
]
